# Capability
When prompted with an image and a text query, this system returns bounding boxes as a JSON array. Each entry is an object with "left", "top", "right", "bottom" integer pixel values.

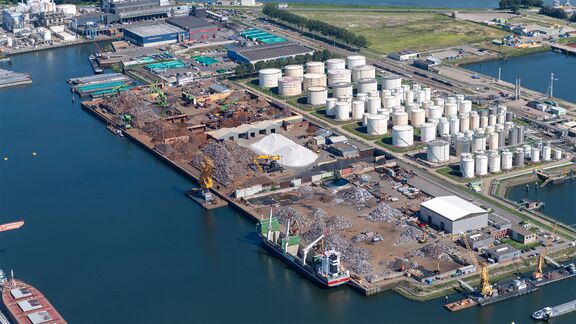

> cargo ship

[
  {"left": 532, "top": 263, "right": 576, "bottom": 287},
  {"left": 476, "top": 278, "right": 537, "bottom": 306},
  {"left": 257, "top": 210, "right": 350, "bottom": 288},
  {"left": 532, "top": 299, "right": 576, "bottom": 321},
  {"left": 0, "top": 221, "right": 24, "bottom": 233},
  {"left": 1, "top": 271, "right": 67, "bottom": 324}
]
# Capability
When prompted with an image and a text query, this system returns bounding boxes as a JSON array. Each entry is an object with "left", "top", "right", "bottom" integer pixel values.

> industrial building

[
  {"left": 460, "top": 232, "right": 495, "bottom": 251},
  {"left": 102, "top": 0, "right": 171, "bottom": 23},
  {"left": 227, "top": 42, "right": 314, "bottom": 64},
  {"left": 419, "top": 196, "right": 489, "bottom": 233},
  {"left": 509, "top": 225, "right": 537, "bottom": 244},
  {"left": 166, "top": 16, "right": 218, "bottom": 41},
  {"left": 123, "top": 23, "right": 185, "bottom": 47},
  {"left": 388, "top": 50, "right": 419, "bottom": 61},
  {"left": 485, "top": 244, "right": 520, "bottom": 263}
]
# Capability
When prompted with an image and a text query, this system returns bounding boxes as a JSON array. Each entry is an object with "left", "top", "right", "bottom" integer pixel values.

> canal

[{"left": 0, "top": 44, "right": 575, "bottom": 323}]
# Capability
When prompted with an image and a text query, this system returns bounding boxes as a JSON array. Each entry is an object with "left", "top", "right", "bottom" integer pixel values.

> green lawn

[
  {"left": 341, "top": 122, "right": 383, "bottom": 141},
  {"left": 501, "top": 238, "right": 541, "bottom": 251},
  {"left": 289, "top": 11, "right": 508, "bottom": 53}
]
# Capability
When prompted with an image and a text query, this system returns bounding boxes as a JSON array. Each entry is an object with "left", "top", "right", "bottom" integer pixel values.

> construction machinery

[
  {"left": 302, "top": 234, "right": 324, "bottom": 266},
  {"left": 198, "top": 152, "right": 214, "bottom": 202},
  {"left": 534, "top": 221, "right": 558, "bottom": 279},
  {"left": 150, "top": 85, "right": 168, "bottom": 108},
  {"left": 251, "top": 155, "right": 282, "bottom": 173},
  {"left": 418, "top": 226, "right": 429, "bottom": 244},
  {"left": 462, "top": 234, "right": 492, "bottom": 297}
]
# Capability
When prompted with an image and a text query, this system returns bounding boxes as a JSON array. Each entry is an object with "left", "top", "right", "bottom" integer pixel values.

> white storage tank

[
  {"left": 326, "top": 58, "right": 345, "bottom": 71},
  {"left": 370, "top": 90, "right": 381, "bottom": 98},
  {"left": 460, "top": 114, "right": 470, "bottom": 133},
  {"left": 542, "top": 145, "right": 552, "bottom": 161},
  {"left": 366, "top": 97, "right": 382, "bottom": 115},
  {"left": 352, "top": 65, "right": 376, "bottom": 82},
  {"left": 410, "top": 109, "right": 426, "bottom": 128},
  {"left": 303, "top": 73, "right": 327, "bottom": 91},
  {"left": 405, "top": 103, "right": 419, "bottom": 114},
  {"left": 404, "top": 90, "right": 415, "bottom": 105},
  {"left": 501, "top": 150, "right": 513, "bottom": 170},
  {"left": 332, "top": 82, "right": 353, "bottom": 98},
  {"left": 449, "top": 116, "right": 460, "bottom": 135},
  {"left": 367, "top": 114, "right": 388, "bottom": 135},
  {"left": 497, "top": 112, "right": 506, "bottom": 125},
  {"left": 358, "top": 78, "right": 378, "bottom": 94},
  {"left": 362, "top": 113, "right": 372, "bottom": 127},
  {"left": 420, "top": 122, "right": 437, "bottom": 143},
  {"left": 356, "top": 92, "right": 368, "bottom": 102},
  {"left": 259, "top": 68, "right": 282, "bottom": 88},
  {"left": 393, "top": 111, "right": 409, "bottom": 126},
  {"left": 335, "top": 101, "right": 351, "bottom": 121},
  {"left": 382, "top": 75, "right": 402, "bottom": 90},
  {"left": 433, "top": 97, "right": 445, "bottom": 107},
  {"left": 416, "top": 90, "right": 426, "bottom": 103},
  {"left": 284, "top": 65, "right": 304, "bottom": 80},
  {"left": 306, "top": 61, "right": 325, "bottom": 74},
  {"left": 352, "top": 101, "right": 365, "bottom": 120},
  {"left": 427, "top": 140, "right": 450, "bottom": 163},
  {"left": 327, "top": 69, "right": 352, "bottom": 86},
  {"left": 480, "top": 116, "right": 489, "bottom": 129},
  {"left": 392, "top": 125, "right": 414, "bottom": 147},
  {"left": 382, "top": 95, "right": 396, "bottom": 109},
  {"left": 458, "top": 100, "right": 472, "bottom": 114},
  {"left": 531, "top": 147, "right": 540, "bottom": 162},
  {"left": 346, "top": 55, "right": 366, "bottom": 70},
  {"left": 438, "top": 117, "right": 449, "bottom": 136},
  {"left": 427, "top": 105, "right": 443, "bottom": 120},
  {"left": 307, "top": 86, "right": 328, "bottom": 105},
  {"left": 475, "top": 154, "right": 488, "bottom": 176},
  {"left": 277, "top": 76, "right": 302, "bottom": 96},
  {"left": 553, "top": 148, "right": 562, "bottom": 160},
  {"left": 460, "top": 153, "right": 475, "bottom": 179},
  {"left": 472, "top": 132, "right": 486, "bottom": 152},
  {"left": 488, "top": 115, "right": 497, "bottom": 126},
  {"left": 325, "top": 97, "right": 338, "bottom": 116},
  {"left": 444, "top": 102, "right": 458, "bottom": 117},
  {"left": 455, "top": 136, "right": 471, "bottom": 156},
  {"left": 423, "top": 87, "right": 432, "bottom": 101},
  {"left": 488, "top": 153, "right": 501, "bottom": 173},
  {"left": 469, "top": 111, "right": 480, "bottom": 130},
  {"left": 488, "top": 132, "right": 499, "bottom": 150}
]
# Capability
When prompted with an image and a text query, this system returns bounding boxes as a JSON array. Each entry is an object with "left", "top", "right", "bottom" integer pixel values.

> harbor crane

[
  {"left": 462, "top": 233, "right": 493, "bottom": 297},
  {"left": 197, "top": 152, "right": 214, "bottom": 202},
  {"left": 302, "top": 234, "right": 325, "bottom": 266},
  {"left": 534, "top": 221, "right": 558, "bottom": 279}
]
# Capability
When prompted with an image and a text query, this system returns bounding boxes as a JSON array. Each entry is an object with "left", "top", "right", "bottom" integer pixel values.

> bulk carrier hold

[{"left": 257, "top": 210, "right": 350, "bottom": 288}]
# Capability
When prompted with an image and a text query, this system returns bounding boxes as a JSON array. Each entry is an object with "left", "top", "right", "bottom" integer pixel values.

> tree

[
  {"left": 571, "top": 12, "right": 576, "bottom": 22},
  {"left": 539, "top": 6, "right": 568, "bottom": 19}
]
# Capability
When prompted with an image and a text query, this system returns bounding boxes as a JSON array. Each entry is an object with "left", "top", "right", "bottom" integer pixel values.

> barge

[
  {"left": 532, "top": 263, "right": 576, "bottom": 287},
  {"left": 477, "top": 278, "right": 537, "bottom": 306},
  {"left": 532, "top": 299, "right": 576, "bottom": 321}
]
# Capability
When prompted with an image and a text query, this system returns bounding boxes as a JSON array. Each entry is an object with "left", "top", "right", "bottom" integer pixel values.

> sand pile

[{"left": 250, "top": 133, "right": 318, "bottom": 167}]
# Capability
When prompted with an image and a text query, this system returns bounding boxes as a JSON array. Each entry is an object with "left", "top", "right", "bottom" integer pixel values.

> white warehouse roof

[{"left": 421, "top": 196, "right": 487, "bottom": 221}]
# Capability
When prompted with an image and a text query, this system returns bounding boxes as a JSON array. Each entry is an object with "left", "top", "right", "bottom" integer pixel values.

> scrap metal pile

[
  {"left": 142, "top": 119, "right": 179, "bottom": 139},
  {"left": 273, "top": 207, "right": 312, "bottom": 228},
  {"left": 395, "top": 226, "right": 424, "bottom": 245},
  {"left": 335, "top": 187, "right": 373, "bottom": 208},
  {"left": 366, "top": 202, "right": 404, "bottom": 223},
  {"left": 407, "top": 242, "right": 456, "bottom": 261},
  {"left": 104, "top": 91, "right": 158, "bottom": 127},
  {"left": 190, "top": 141, "right": 255, "bottom": 186}
]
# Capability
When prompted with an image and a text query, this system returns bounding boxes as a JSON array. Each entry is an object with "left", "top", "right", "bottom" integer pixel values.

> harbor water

[
  {"left": 464, "top": 51, "right": 576, "bottom": 104},
  {"left": 1, "top": 45, "right": 575, "bottom": 323},
  {"left": 265, "top": 0, "right": 556, "bottom": 9}
]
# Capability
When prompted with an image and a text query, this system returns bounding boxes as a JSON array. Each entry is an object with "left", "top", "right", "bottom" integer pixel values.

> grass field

[{"left": 289, "top": 10, "right": 508, "bottom": 53}]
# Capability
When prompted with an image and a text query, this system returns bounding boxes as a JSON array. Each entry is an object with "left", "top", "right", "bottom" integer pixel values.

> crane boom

[
  {"left": 302, "top": 234, "right": 325, "bottom": 266},
  {"left": 462, "top": 233, "right": 492, "bottom": 297},
  {"left": 534, "top": 221, "right": 558, "bottom": 279}
]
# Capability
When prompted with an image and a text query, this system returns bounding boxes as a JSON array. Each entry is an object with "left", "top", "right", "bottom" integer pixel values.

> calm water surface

[{"left": 0, "top": 44, "right": 575, "bottom": 323}]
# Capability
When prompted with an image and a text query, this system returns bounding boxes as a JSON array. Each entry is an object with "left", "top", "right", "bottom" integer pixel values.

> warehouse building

[
  {"left": 509, "top": 225, "right": 537, "bottom": 245},
  {"left": 123, "top": 23, "right": 185, "bottom": 47},
  {"left": 420, "top": 196, "right": 489, "bottom": 233},
  {"left": 166, "top": 16, "right": 218, "bottom": 41},
  {"left": 227, "top": 42, "right": 314, "bottom": 64},
  {"left": 485, "top": 244, "right": 520, "bottom": 263},
  {"left": 460, "top": 232, "right": 494, "bottom": 251}
]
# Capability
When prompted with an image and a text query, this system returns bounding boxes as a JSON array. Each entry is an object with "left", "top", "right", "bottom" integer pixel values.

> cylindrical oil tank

[
  {"left": 497, "top": 129, "right": 505, "bottom": 148},
  {"left": 412, "top": 83, "right": 421, "bottom": 91},
  {"left": 504, "top": 121, "right": 514, "bottom": 137},
  {"left": 307, "top": 86, "right": 328, "bottom": 105},
  {"left": 381, "top": 89, "right": 392, "bottom": 98},
  {"left": 259, "top": 68, "right": 282, "bottom": 88},
  {"left": 404, "top": 90, "right": 415, "bottom": 105},
  {"left": 531, "top": 147, "right": 540, "bottom": 162},
  {"left": 523, "top": 144, "right": 532, "bottom": 159},
  {"left": 392, "top": 125, "right": 414, "bottom": 147},
  {"left": 335, "top": 101, "right": 350, "bottom": 121},
  {"left": 433, "top": 97, "right": 445, "bottom": 107},
  {"left": 488, "top": 115, "right": 497, "bottom": 126},
  {"left": 480, "top": 116, "right": 489, "bottom": 129},
  {"left": 405, "top": 103, "right": 419, "bottom": 114},
  {"left": 427, "top": 140, "right": 450, "bottom": 163},
  {"left": 346, "top": 55, "right": 366, "bottom": 70},
  {"left": 326, "top": 58, "right": 345, "bottom": 71},
  {"left": 446, "top": 96, "right": 457, "bottom": 104},
  {"left": 469, "top": 111, "right": 480, "bottom": 131},
  {"left": 420, "top": 122, "right": 437, "bottom": 142},
  {"left": 455, "top": 136, "right": 471, "bottom": 156},
  {"left": 356, "top": 92, "right": 368, "bottom": 102},
  {"left": 303, "top": 73, "right": 327, "bottom": 91},
  {"left": 423, "top": 87, "right": 432, "bottom": 101},
  {"left": 277, "top": 77, "right": 302, "bottom": 96},
  {"left": 410, "top": 109, "right": 426, "bottom": 128},
  {"left": 352, "top": 65, "right": 376, "bottom": 82},
  {"left": 427, "top": 105, "right": 443, "bottom": 121},
  {"left": 367, "top": 97, "right": 381, "bottom": 115},
  {"left": 459, "top": 114, "right": 470, "bottom": 133},
  {"left": 306, "top": 61, "right": 325, "bottom": 74},
  {"left": 393, "top": 111, "right": 409, "bottom": 126},
  {"left": 488, "top": 132, "right": 499, "bottom": 150},
  {"left": 506, "top": 111, "right": 514, "bottom": 122},
  {"left": 444, "top": 103, "right": 458, "bottom": 118},
  {"left": 449, "top": 116, "right": 460, "bottom": 135},
  {"left": 489, "top": 153, "right": 501, "bottom": 173},
  {"left": 338, "top": 95, "right": 352, "bottom": 104},
  {"left": 472, "top": 132, "right": 486, "bottom": 152},
  {"left": 485, "top": 125, "right": 495, "bottom": 135},
  {"left": 475, "top": 154, "right": 488, "bottom": 176},
  {"left": 518, "top": 125, "right": 525, "bottom": 144},
  {"left": 508, "top": 127, "right": 519, "bottom": 146},
  {"left": 542, "top": 145, "right": 551, "bottom": 161},
  {"left": 489, "top": 106, "right": 497, "bottom": 116},
  {"left": 325, "top": 97, "right": 338, "bottom": 116},
  {"left": 370, "top": 90, "right": 381, "bottom": 98},
  {"left": 367, "top": 114, "right": 388, "bottom": 135},
  {"left": 438, "top": 117, "right": 449, "bottom": 136},
  {"left": 553, "top": 148, "right": 562, "bottom": 160},
  {"left": 501, "top": 150, "right": 513, "bottom": 170},
  {"left": 514, "top": 149, "right": 525, "bottom": 167},
  {"left": 416, "top": 90, "right": 426, "bottom": 104},
  {"left": 382, "top": 75, "right": 402, "bottom": 90},
  {"left": 357, "top": 78, "right": 378, "bottom": 94},
  {"left": 458, "top": 100, "right": 472, "bottom": 114},
  {"left": 382, "top": 95, "right": 396, "bottom": 109},
  {"left": 352, "top": 101, "right": 365, "bottom": 120},
  {"left": 327, "top": 69, "right": 352, "bottom": 86},
  {"left": 460, "top": 154, "right": 475, "bottom": 179},
  {"left": 332, "top": 82, "right": 353, "bottom": 98},
  {"left": 284, "top": 65, "right": 304, "bottom": 80},
  {"left": 497, "top": 112, "right": 506, "bottom": 125}
]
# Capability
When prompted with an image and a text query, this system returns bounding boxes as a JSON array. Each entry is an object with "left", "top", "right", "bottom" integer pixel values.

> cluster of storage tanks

[{"left": 458, "top": 143, "right": 563, "bottom": 178}]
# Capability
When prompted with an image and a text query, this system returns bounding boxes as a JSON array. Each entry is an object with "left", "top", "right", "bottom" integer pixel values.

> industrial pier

[{"left": 0, "top": 69, "right": 32, "bottom": 88}]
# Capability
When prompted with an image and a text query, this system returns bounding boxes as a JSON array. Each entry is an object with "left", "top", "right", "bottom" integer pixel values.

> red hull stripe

[{"left": 327, "top": 277, "right": 351, "bottom": 286}]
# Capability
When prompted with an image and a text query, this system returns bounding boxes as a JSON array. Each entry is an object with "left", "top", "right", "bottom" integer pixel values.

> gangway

[
  {"left": 544, "top": 255, "right": 561, "bottom": 268},
  {"left": 458, "top": 279, "right": 475, "bottom": 292}
]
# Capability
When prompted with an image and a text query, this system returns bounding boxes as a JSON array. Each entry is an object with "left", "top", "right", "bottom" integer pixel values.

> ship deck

[{"left": 1, "top": 279, "right": 66, "bottom": 324}]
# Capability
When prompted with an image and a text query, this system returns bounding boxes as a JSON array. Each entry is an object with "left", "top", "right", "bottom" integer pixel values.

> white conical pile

[{"left": 250, "top": 133, "right": 318, "bottom": 167}]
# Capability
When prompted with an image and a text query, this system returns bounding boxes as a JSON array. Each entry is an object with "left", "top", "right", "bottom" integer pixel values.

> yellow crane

[
  {"left": 534, "top": 221, "right": 558, "bottom": 279},
  {"left": 197, "top": 152, "right": 214, "bottom": 201},
  {"left": 462, "top": 233, "right": 493, "bottom": 297},
  {"left": 418, "top": 227, "right": 429, "bottom": 244},
  {"left": 252, "top": 155, "right": 280, "bottom": 173}
]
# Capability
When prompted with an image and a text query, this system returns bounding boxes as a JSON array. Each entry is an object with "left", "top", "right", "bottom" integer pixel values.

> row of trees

[
  {"left": 499, "top": 0, "right": 543, "bottom": 11},
  {"left": 539, "top": 6, "right": 569, "bottom": 19},
  {"left": 234, "top": 49, "right": 332, "bottom": 76},
  {"left": 262, "top": 4, "right": 369, "bottom": 49}
]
